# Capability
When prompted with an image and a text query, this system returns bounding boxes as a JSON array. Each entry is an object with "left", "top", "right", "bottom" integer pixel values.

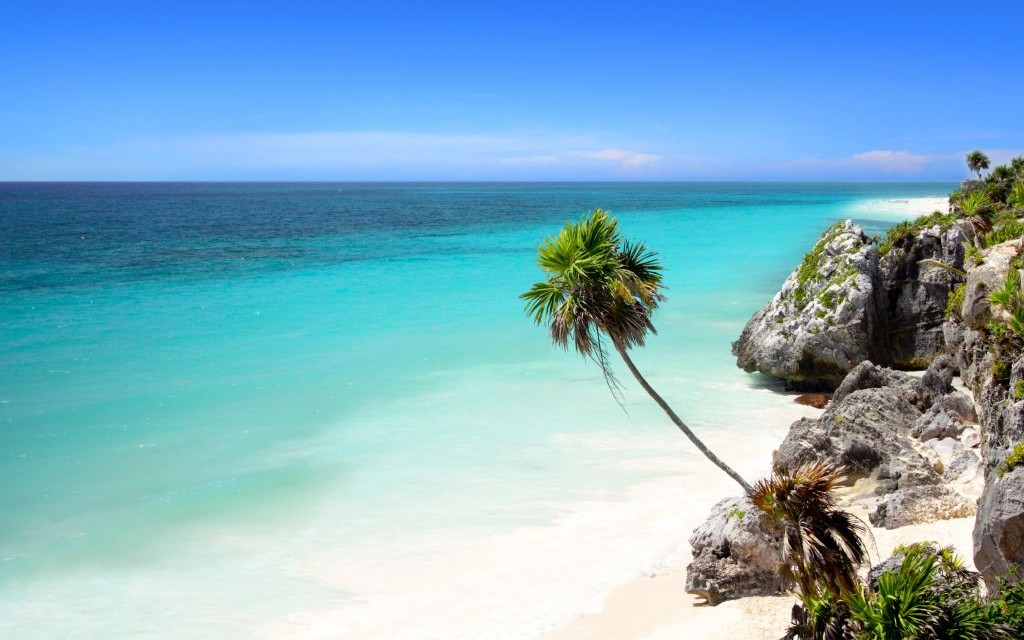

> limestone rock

[
  {"left": 732, "top": 221, "right": 882, "bottom": 388},
  {"left": 870, "top": 484, "right": 977, "bottom": 529},
  {"left": 880, "top": 225, "right": 968, "bottom": 367},
  {"left": 943, "top": 449, "right": 984, "bottom": 496},
  {"left": 685, "top": 496, "right": 785, "bottom": 605},
  {"left": 775, "top": 364, "right": 935, "bottom": 486},
  {"left": 974, "top": 467, "right": 1024, "bottom": 591},
  {"left": 962, "top": 240, "right": 1021, "bottom": 330}
]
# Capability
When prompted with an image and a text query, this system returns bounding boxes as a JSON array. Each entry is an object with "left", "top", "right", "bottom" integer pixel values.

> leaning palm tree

[
  {"left": 521, "top": 209, "right": 751, "bottom": 492},
  {"left": 749, "top": 461, "right": 868, "bottom": 598},
  {"left": 967, "top": 150, "right": 991, "bottom": 179}
]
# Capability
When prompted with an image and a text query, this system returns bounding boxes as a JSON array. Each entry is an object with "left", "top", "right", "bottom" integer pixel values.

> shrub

[
  {"left": 985, "top": 572, "right": 1024, "bottom": 630},
  {"left": 879, "top": 211, "right": 957, "bottom": 257},
  {"left": 999, "top": 443, "right": 1024, "bottom": 476},
  {"left": 993, "top": 359, "right": 1011, "bottom": 382},
  {"left": 946, "top": 283, "right": 966, "bottom": 319},
  {"left": 983, "top": 219, "right": 1024, "bottom": 247}
]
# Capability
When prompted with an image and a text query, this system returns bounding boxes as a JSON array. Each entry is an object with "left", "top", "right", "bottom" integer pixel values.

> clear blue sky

[{"left": 2, "top": 1, "right": 1022, "bottom": 181}]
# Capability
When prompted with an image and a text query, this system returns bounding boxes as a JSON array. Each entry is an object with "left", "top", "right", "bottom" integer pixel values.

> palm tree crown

[
  {"left": 967, "top": 150, "right": 991, "bottom": 178},
  {"left": 521, "top": 208, "right": 664, "bottom": 370},
  {"left": 749, "top": 461, "right": 868, "bottom": 598},
  {"left": 522, "top": 209, "right": 752, "bottom": 493}
]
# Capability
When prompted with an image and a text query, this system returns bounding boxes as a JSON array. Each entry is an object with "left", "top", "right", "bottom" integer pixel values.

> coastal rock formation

[
  {"left": 774, "top": 360, "right": 982, "bottom": 529},
  {"left": 974, "top": 468, "right": 1024, "bottom": 589},
  {"left": 734, "top": 219, "right": 965, "bottom": 388},
  {"left": 685, "top": 496, "right": 785, "bottom": 605},
  {"left": 732, "top": 221, "right": 882, "bottom": 388},
  {"left": 961, "top": 240, "right": 1020, "bottom": 329},
  {"left": 879, "top": 224, "right": 968, "bottom": 367}
]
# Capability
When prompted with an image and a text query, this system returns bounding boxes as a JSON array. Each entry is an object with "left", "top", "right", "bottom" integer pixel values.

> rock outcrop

[
  {"left": 733, "top": 219, "right": 965, "bottom": 388},
  {"left": 879, "top": 224, "right": 968, "bottom": 367},
  {"left": 974, "top": 467, "right": 1024, "bottom": 590},
  {"left": 732, "top": 221, "right": 883, "bottom": 388},
  {"left": 685, "top": 496, "right": 785, "bottom": 605},
  {"left": 774, "top": 359, "right": 980, "bottom": 529}
]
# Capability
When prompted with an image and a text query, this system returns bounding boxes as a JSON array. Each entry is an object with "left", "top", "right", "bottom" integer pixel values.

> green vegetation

[
  {"left": 992, "top": 359, "right": 1011, "bottom": 382},
  {"left": 998, "top": 443, "right": 1024, "bottom": 476},
  {"left": 988, "top": 269, "right": 1024, "bottom": 348},
  {"left": 745, "top": 462, "right": 1024, "bottom": 639},
  {"left": 982, "top": 218, "right": 1024, "bottom": 248},
  {"left": 946, "top": 282, "right": 966, "bottom": 319},
  {"left": 793, "top": 223, "right": 845, "bottom": 309},
  {"left": 1014, "top": 380, "right": 1024, "bottom": 401},
  {"left": 521, "top": 209, "right": 752, "bottom": 492},
  {"left": 986, "top": 573, "right": 1024, "bottom": 630},
  {"left": 950, "top": 153, "right": 1024, "bottom": 251},
  {"left": 967, "top": 149, "right": 991, "bottom": 178},
  {"left": 878, "top": 210, "right": 956, "bottom": 256},
  {"left": 846, "top": 546, "right": 1003, "bottom": 640}
]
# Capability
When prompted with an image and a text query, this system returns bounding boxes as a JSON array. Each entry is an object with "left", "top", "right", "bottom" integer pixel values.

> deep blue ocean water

[{"left": 0, "top": 182, "right": 953, "bottom": 638}]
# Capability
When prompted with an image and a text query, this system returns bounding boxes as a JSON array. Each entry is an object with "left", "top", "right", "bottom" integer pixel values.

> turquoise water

[{"left": 0, "top": 183, "right": 951, "bottom": 638}]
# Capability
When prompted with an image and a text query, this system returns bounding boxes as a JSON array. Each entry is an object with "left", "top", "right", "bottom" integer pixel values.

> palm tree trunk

[{"left": 613, "top": 341, "right": 752, "bottom": 494}]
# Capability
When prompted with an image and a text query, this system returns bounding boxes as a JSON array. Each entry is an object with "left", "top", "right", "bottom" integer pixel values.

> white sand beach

[
  {"left": 546, "top": 497, "right": 976, "bottom": 640},
  {"left": 851, "top": 197, "right": 951, "bottom": 221}
]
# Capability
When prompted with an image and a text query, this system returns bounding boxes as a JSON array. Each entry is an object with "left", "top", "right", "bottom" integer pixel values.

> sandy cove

[
  {"left": 545, "top": 496, "right": 976, "bottom": 640},
  {"left": 546, "top": 196, "right": 967, "bottom": 640}
]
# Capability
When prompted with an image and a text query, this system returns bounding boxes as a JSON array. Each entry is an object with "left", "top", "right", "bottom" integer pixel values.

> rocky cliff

[
  {"left": 732, "top": 216, "right": 966, "bottom": 389},
  {"left": 703, "top": 199, "right": 1024, "bottom": 601}
]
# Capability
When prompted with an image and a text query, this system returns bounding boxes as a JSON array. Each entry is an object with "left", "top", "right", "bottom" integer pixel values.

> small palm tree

[
  {"left": 749, "top": 461, "right": 868, "bottom": 598},
  {"left": 967, "top": 150, "right": 991, "bottom": 179},
  {"left": 521, "top": 209, "right": 752, "bottom": 492}
]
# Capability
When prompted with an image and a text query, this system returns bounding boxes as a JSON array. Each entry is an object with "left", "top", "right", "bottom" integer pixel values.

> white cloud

[
  {"left": 1, "top": 130, "right": 662, "bottom": 179},
  {"left": 849, "top": 150, "right": 934, "bottom": 173},
  {"left": 573, "top": 148, "right": 659, "bottom": 169}
]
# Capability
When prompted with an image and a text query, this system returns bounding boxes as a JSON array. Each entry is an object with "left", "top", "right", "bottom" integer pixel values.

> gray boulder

[
  {"left": 870, "top": 484, "right": 977, "bottom": 529},
  {"left": 962, "top": 240, "right": 1021, "bottom": 329},
  {"left": 775, "top": 363, "right": 934, "bottom": 483},
  {"left": 973, "top": 467, "right": 1024, "bottom": 591},
  {"left": 685, "top": 496, "right": 785, "bottom": 605},
  {"left": 732, "top": 221, "right": 883, "bottom": 388}
]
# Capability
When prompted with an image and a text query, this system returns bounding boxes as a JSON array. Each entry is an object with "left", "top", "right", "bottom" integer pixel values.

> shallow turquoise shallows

[{"left": 0, "top": 182, "right": 951, "bottom": 638}]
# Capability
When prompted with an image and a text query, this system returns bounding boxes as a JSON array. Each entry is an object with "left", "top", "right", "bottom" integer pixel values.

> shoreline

[
  {"left": 544, "top": 487, "right": 977, "bottom": 640},
  {"left": 849, "top": 196, "right": 950, "bottom": 221},
  {"left": 544, "top": 196, "right": 965, "bottom": 640}
]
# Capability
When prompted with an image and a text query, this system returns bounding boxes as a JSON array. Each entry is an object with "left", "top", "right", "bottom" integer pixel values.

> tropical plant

[
  {"left": 989, "top": 269, "right": 1024, "bottom": 342},
  {"left": 749, "top": 461, "right": 868, "bottom": 598},
  {"left": 521, "top": 209, "right": 752, "bottom": 492},
  {"left": 984, "top": 571, "right": 1024, "bottom": 630},
  {"left": 960, "top": 190, "right": 995, "bottom": 245},
  {"left": 1011, "top": 156, "right": 1024, "bottom": 179},
  {"left": 783, "top": 589, "right": 852, "bottom": 640},
  {"left": 968, "top": 150, "right": 991, "bottom": 179},
  {"left": 1011, "top": 182, "right": 1024, "bottom": 210},
  {"left": 846, "top": 546, "right": 1006, "bottom": 640}
]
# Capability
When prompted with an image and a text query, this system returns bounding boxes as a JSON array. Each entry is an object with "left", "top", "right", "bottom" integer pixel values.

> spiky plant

[
  {"left": 750, "top": 461, "right": 868, "bottom": 598},
  {"left": 847, "top": 546, "right": 1007, "bottom": 640},
  {"left": 960, "top": 190, "right": 995, "bottom": 245},
  {"left": 521, "top": 209, "right": 752, "bottom": 492}
]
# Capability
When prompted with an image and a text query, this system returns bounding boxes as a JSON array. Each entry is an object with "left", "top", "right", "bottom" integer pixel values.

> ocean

[{"left": 0, "top": 182, "right": 952, "bottom": 638}]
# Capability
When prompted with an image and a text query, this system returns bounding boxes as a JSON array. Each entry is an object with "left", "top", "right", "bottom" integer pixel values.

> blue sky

[{"left": 2, "top": 1, "right": 1023, "bottom": 181}]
